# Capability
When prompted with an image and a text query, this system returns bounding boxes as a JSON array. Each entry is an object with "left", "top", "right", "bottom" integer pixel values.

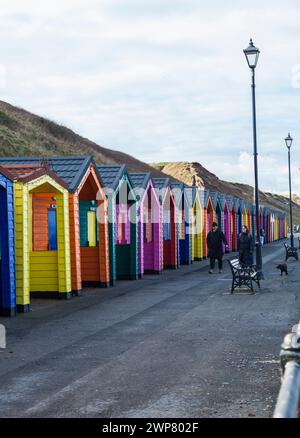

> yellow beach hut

[
  {"left": 2, "top": 164, "right": 72, "bottom": 313},
  {"left": 187, "top": 187, "right": 203, "bottom": 261}
]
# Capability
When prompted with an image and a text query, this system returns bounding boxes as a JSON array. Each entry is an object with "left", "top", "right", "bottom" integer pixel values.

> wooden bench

[
  {"left": 284, "top": 242, "right": 298, "bottom": 261},
  {"left": 227, "top": 258, "right": 260, "bottom": 294}
]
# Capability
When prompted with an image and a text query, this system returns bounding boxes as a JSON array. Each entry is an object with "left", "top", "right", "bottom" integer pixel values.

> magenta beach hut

[
  {"left": 210, "top": 192, "right": 223, "bottom": 232},
  {"left": 129, "top": 172, "right": 162, "bottom": 276},
  {"left": 225, "top": 195, "right": 237, "bottom": 252},
  {"left": 171, "top": 182, "right": 192, "bottom": 266},
  {"left": 219, "top": 194, "right": 231, "bottom": 252}
]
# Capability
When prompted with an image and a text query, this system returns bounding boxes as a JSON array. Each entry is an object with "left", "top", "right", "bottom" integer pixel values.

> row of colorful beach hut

[{"left": 0, "top": 156, "right": 287, "bottom": 316}]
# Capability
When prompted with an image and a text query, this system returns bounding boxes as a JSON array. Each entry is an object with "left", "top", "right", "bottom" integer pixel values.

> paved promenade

[{"left": 0, "top": 239, "right": 299, "bottom": 418}]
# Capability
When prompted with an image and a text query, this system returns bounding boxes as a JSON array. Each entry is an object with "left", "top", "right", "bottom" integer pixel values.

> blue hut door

[{"left": 48, "top": 209, "right": 58, "bottom": 250}]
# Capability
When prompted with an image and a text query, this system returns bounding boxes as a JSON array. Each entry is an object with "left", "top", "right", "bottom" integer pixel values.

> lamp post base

[{"left": 255, "top": 241, "right": 264, "bottom": 280}]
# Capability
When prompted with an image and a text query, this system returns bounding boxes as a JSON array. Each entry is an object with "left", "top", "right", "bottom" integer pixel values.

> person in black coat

[
  {"left": 207, "top": 222, "right": 228, "bottom": 274},
  {"left": 237, "top": 225, "right": 253, "bottom": 267}
]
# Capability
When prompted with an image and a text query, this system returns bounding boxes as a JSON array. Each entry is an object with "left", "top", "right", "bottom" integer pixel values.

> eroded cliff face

[{"left": 152, "top": 161, "right": 300, "bottom": 223}]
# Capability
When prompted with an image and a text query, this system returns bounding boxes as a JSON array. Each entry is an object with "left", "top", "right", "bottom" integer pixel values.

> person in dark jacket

[
  {"left": 238, "top": 225, "right": 253, "bottom": 267},
  {"left": 207, "top": 222, "right": 228, "bottom": 274}
]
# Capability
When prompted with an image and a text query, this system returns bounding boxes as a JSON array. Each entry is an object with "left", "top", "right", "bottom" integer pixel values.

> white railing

[{"left": 274, "top": 324, "right": 300, "bottom": 418}]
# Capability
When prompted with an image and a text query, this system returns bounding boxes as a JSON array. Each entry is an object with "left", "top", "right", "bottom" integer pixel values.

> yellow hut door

[{"left": 87, "top": 210, "right": 97, "bottom": 247}]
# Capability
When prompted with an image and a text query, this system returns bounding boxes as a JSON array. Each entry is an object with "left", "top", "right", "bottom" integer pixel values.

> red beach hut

[{"left": 153, "top": 178, "right": 178, "bottom": 269}]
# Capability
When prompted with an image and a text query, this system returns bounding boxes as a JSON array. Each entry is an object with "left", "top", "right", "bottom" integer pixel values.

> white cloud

[
  {"left": 1, "top": 1, "right": 300, "bottom": 194},
  {"left": 209, "top": 152, "right": 300, "bottom": 195}
]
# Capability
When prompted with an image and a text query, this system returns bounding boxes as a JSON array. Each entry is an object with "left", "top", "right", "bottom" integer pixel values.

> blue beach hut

[{"left": 0, "top": 167, "right": 16, "bottom": 316}]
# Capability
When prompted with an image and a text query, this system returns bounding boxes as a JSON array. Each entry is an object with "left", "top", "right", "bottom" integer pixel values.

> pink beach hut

[{"left": 130, "top": 173, "right": 162, "bottom": 276}]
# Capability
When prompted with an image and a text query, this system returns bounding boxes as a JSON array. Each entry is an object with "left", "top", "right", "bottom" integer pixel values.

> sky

[{"left": 1, "top": 0, "right": 300, "bottom": 195}]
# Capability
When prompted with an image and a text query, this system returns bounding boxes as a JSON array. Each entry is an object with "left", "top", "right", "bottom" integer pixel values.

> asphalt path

[{"left": 0, "top": 239, "right": 299, "bottom": 418}]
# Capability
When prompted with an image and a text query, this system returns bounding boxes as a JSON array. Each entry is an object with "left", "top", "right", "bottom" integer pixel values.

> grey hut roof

[
  {"left": 245, "top": 200, "right": 255, "bottom": 213},
  {"left": 152, "top": 177, "right": 171, "bottom": 190},
  {"left": 185, "top": 186, "right": 195, "bottom": 208},
  {"left": 197, "top": 188, "right": 205, "bottom": 208},
  {"left": 200, "top": 189, "right": 211, "bottom": 209},
  {"left": 209, "top": 191, "right": 220, "bottom": 210},
  {"left": 238, "top": 198, "right": 246, "bottom": 211},
  {"left": 97, "top": 164, "right": 128, "bottom": 192},
  {"left": 171, "top": 182, "right": 193, "bottom": 208},
  {"left": 234, "top": 198, "right": 242, "bottom": 211},
  {"left": 243, "top": 200, "right": 251, "bottom": 212},
  {"left": 218, "top": 193, "right": 228, "bottom": 210},
  {"left": 193, "top": 187, "right": 200, "bottom": 205},
  {"left": 129, "top": 172, "right": 151, "bottom": 190},
  {"left": 225, "top": 195, "right": 234, "bottom": 211},
  {"left": 152, "top": 177, "right": 172, "bottom": 203},
  {"left": 171, "top": 181, "right": 185, "bottom": 191},
  {"left": 0, "top": 155, "right": 98, "bottom": 192}
]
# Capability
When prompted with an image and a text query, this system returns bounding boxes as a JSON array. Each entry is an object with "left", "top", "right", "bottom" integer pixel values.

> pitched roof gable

[{"left": 0, "top": 156, "right": 92, "bottom": 192}]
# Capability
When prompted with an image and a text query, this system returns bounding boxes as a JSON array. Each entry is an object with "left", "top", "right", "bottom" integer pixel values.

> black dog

[{"left": 276, "top": 263, "right": 288, "bottom": 276}]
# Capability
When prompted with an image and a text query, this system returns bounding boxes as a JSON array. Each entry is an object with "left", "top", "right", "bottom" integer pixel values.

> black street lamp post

[
  {"left": 243, "top": 38, "right": 263, "bottom": 278},
  {"left": 285, "top": 133, "right": 294, "bottom": 247}
]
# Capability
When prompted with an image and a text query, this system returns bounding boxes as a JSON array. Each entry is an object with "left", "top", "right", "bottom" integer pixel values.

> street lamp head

[
  {"left": 285, "top": 133, "right": 293, "bottom": 149},
  {"left": 244, "top": 38, "right": 260, "bottom": 69}
]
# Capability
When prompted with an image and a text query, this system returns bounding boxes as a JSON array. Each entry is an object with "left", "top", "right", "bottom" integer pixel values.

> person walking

[
  {"left": 207, "top": 222, "right": 228, "bottom": 274},
  {"left": 238, "top": 225, "right": 253, "bottom": 267}
]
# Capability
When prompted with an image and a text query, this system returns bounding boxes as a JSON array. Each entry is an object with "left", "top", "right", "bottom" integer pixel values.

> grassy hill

[
  {"left": 0, "top": 100, "right": 164, "bottom": 176},
  {"left": 0, "top": 100, "right": 297, "bottom": 224}
]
